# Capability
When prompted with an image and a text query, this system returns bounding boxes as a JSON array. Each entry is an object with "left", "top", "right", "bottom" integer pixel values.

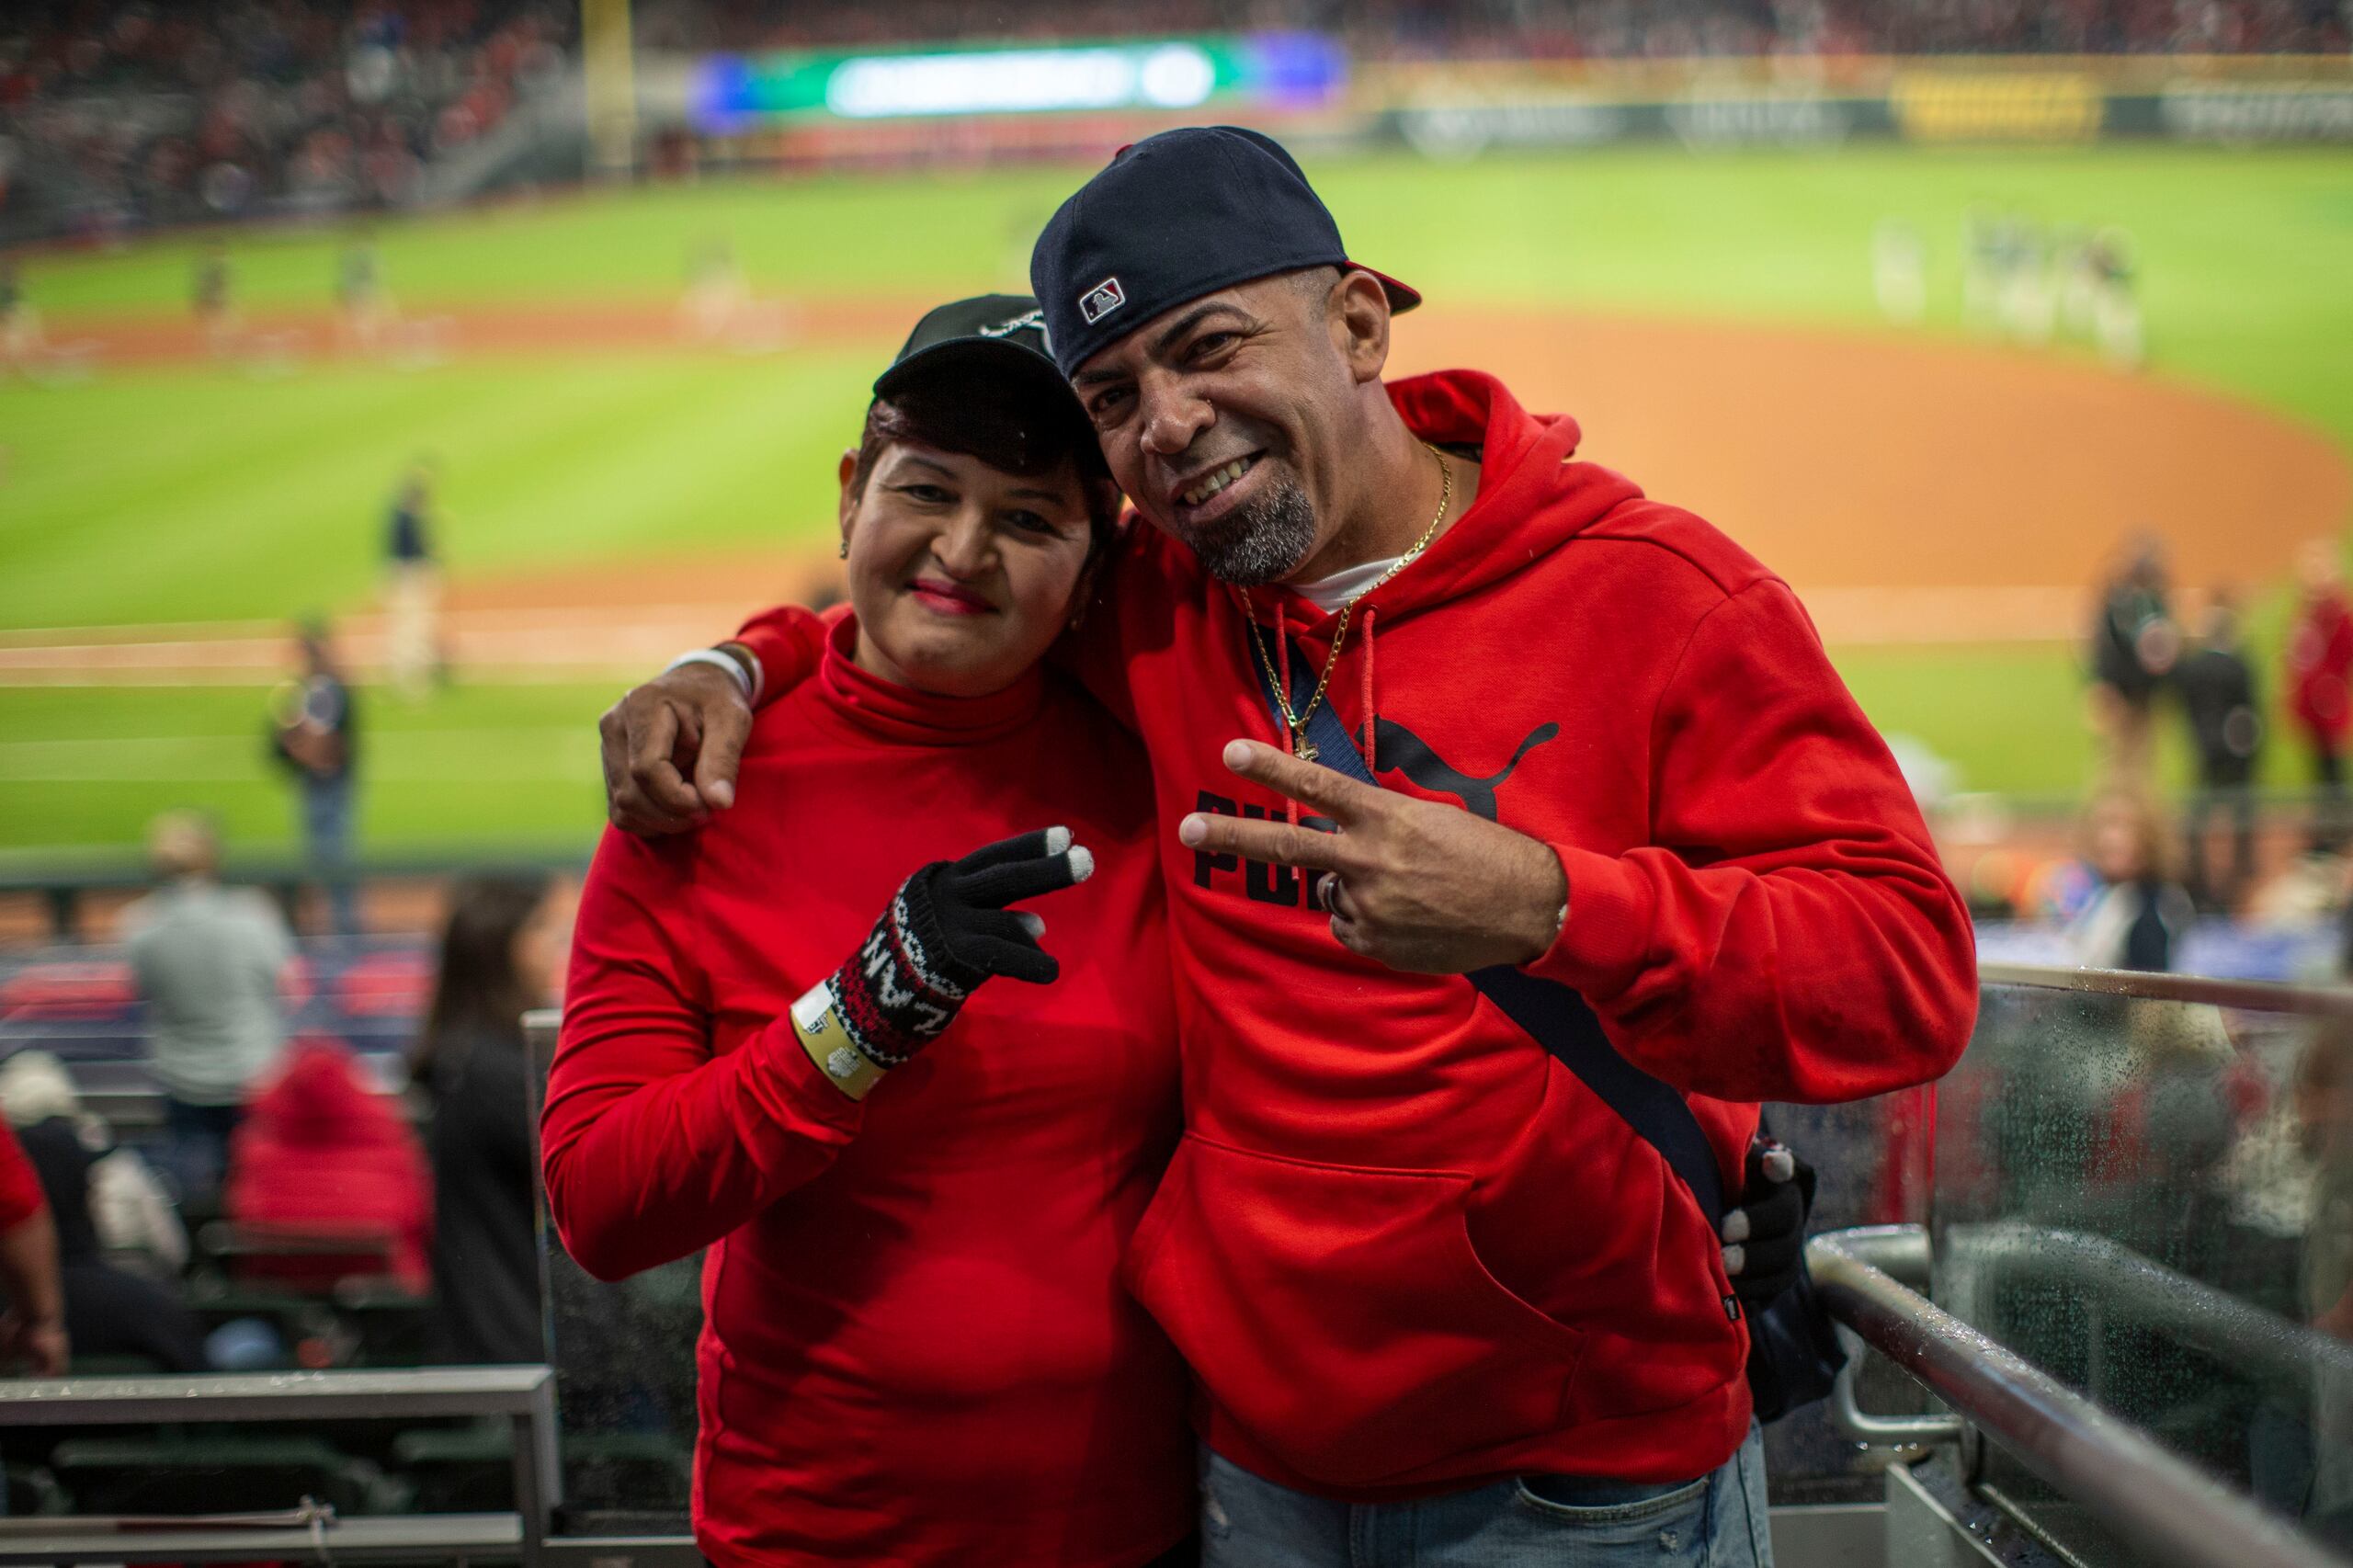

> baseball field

[{"left": 3, "top": 143, "right": 2349, "bottom": 861}]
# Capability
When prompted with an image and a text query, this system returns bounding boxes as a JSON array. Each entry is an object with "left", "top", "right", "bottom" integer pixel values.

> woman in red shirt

[{"left": 541, "top": 297, "right": 1191, "bottom": 1568}]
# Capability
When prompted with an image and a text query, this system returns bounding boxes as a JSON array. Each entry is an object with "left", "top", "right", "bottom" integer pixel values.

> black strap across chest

[{"left": 1248, "top": 630, "right": 1728, "bottom": 1224}]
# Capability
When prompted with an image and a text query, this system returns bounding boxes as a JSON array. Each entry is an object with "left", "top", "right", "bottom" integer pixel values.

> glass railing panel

[
  {"left": 529, "top": 1016, "right": 697, "bottom": 1539},
  {"left": 1932, "top": 971, "right": 2353, "bottom": 1562}
]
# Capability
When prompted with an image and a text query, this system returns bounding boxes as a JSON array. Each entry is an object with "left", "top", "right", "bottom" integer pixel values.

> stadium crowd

[
  {"left": 0, "top": 815, "right": 566, "bottom": 1384},
  {"left": 638, "top": 0, "right": 2352, "bottom": 60},
  {"left": 5, "top": 0, "right": 2342, "bottom": 238},
  {"left": 0, "top": 1, "right": 574, "bottom": 241}
]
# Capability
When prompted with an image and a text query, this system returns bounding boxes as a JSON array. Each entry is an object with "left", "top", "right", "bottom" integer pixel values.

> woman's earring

[{"left": 837, "top": 538, "right": 848, "bottom": 560}]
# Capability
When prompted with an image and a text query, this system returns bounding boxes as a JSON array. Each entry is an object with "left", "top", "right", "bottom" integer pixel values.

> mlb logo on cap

[{"left": 1079, "top": 278, "right": 1126, "bottom": 324}]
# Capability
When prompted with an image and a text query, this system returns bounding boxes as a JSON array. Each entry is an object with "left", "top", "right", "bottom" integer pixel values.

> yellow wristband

[{"left": 790, "top": 980, "right": 887, "bottom": 1101}]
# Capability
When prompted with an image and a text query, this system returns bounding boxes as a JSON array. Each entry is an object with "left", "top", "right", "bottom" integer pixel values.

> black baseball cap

[
  {"left": 872, "top": 293, "right": 1073, "bottom": 411},
  {"left": 1030, "top": 125, "right": 1421, "bottom": 380}
]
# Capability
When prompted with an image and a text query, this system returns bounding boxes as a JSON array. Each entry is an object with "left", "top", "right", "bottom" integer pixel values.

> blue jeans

[
  {"left": 163, "top": 1096, "right": 243, "bottom": 1210},
  {"left": 1199, "top": 1423, "right": 1773, "bottom": 1568}
]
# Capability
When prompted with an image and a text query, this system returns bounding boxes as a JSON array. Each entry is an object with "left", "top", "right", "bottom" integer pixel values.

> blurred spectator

[
  {"left": 0, "top": 1052, "right": 208, "bottom": 1372},
  {"left": 2087, "top": 535, "right": 2179, "bottom": 790},
  {"left": 2177, "top": 591, "right": 2263, "bottom": 912},
  {"left": 225, "top": 1038, "right": 432, "bottom": 1296},
  {"left": 120, "top": 809, "right": 294, "bottom": 1206},
  {"left": 0, "top": 1118, "right": 66, "bottom": 1377},
  {"left": 2064, "top": 787, "right": 2194, "bottom": 972},
  {"left": 412, "top": 871, "right": 567, "bottom": 1363},
  {"left": 0, "top": 1051, "right": 186, "bottom": 1278},
  {"left": 268, "top": 620, "right": 361, "bottom": 933},
  {"left": 381, "top": 460, "right": 445, "bottom": 699},
  {"left": 2288, "top": 541, "right": 2353, "bottom": 852}
]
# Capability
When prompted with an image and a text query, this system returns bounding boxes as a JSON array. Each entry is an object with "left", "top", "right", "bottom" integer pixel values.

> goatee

[{"left": 1188, "top": 474, "right": 1316, "bottom": 586}]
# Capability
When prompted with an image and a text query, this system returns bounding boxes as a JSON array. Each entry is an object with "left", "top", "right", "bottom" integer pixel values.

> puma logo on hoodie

[{"left": 1370, "top": 718, "right": 1559, "bottom": 823}]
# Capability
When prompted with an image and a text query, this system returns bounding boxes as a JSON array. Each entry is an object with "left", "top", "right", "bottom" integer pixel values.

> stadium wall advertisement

[
  {"left": 646, "top": 44, "right": 2353, "bottom": 163},
  {"left": 1376, "top": 55, "right": 2353, "bottom": 152}
]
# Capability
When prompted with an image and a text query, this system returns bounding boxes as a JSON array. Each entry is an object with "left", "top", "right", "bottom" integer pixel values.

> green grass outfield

[{"left": 3, "top": 144, "right": 2349, "bottom": 859}]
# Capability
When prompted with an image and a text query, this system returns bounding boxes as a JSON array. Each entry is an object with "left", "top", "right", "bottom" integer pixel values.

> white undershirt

[{"left": 1292, "top": 556, "right": 1403, "bottom": 613}]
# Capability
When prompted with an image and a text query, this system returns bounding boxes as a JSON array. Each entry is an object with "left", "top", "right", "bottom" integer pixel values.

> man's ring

[{"left": 1316, "top": 872, "right": 1344, "bottom": 915}]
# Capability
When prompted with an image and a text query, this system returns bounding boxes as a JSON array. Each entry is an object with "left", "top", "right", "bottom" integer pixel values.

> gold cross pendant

[{"left": 1291, "top": 729, "right": 1319, "bottom": 763}]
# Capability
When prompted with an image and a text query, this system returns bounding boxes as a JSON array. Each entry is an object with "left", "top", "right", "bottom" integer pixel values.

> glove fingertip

[
  {"left": 1722, "top": 1244, "right": 1745, "bottom": 1277},
  {"left": 1015, "top": 912, "right": 1046, "bottom": 938},
  {"left": 1721, "top": 1210, "right": 1751, "bottom": 1244},
  {"left": 1044, "top": 825, "right": 1072, "bottom": 856},
  {"left": 1067, "top": 845, "right": 1095, "bottom": 884},
  {"left": 1763, "top": 1149, "right": 1796, "bottom": 1183}
]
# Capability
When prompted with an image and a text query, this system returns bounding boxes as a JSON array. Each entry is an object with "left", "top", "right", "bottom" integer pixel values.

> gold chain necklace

[{"left": 1249, "top": 444, "right": 1453, "bottom": 764}]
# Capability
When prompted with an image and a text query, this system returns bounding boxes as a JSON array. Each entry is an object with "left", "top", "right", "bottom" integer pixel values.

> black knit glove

[
  {"left": 826, "top": 828, "right": 1092, "bottom": 1073},
  {"left": 1722, "top": 1137, "right": 1813, "bottom": 1311}
]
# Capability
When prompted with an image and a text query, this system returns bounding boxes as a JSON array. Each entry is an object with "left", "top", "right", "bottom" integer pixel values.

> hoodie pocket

[{"left": 1122, "top": 1132, "right": 1586, "bottom": 1490}]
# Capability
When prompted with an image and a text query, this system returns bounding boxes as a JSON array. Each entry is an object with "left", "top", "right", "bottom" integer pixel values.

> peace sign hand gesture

[{"left": 1178, "top": 739, "right": 1569, "bottom": 975}]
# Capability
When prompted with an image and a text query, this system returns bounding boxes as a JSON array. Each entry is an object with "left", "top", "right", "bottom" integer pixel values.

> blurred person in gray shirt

[{"left": 121, "top": 812, "right": 293, "bottom": 1207}]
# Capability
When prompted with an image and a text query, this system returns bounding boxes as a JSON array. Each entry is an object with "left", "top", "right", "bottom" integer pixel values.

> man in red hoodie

[{"left": 603, "top": 128, "right": 1977, "bottom": 1565}]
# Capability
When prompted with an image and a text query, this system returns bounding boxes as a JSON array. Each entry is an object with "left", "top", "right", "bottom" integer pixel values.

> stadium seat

[
  {"left": 334, "top": 1279, "right": 435, "bottom": 1366},
  {"left": 565, "top": 1432, "right": 693, "bottom": 1513},
  {"left": 392, "top": 1423, "right": 517, "bottom": 1513},
  {"left": 388, "top": 1426, "right": 692, "bottom": 1514},
  {"left": 0, "top": 961, "right": 137, "bottom": 1022},
  {"left": 333, "top": 949, "right": 434, "bottom": 1018},
  {"left": 3, "top": 1464, "right": 65, "bottom": 1517},
  {"left": 48, "top": 1434, "right": 405, "bottom": 1516},
  {"left": 65, "top": 1352, "right": 170, "bottom": 1377},
  {"left": 201, "top": 1221, "right": 406, "bottom": 1296}
]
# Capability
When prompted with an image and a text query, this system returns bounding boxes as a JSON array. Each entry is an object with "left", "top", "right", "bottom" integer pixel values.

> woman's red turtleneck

[{"left": 545, "top": 617, "right": 1188, "bottom": 1568}]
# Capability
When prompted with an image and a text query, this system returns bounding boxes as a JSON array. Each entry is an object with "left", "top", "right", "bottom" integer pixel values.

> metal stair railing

[{"left": 1810, "top": 1224, "right": 2343, "bottom": 1568}]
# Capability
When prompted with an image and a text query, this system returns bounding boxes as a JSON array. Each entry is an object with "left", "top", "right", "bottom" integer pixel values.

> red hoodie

[
  {"left": 736, "top": 369, "right": 1978, "bottom": 1498},
  {"left": 225, "top": 1039, "right": 433, "bottom": 1294},
  {"left": 544, "top": 624, "right": 1191, "bottom": 1568}
]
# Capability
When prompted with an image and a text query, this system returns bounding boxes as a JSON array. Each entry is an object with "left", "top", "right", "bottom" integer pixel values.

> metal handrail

[
  {"left": 1820, "top": 1224, "right": 1966, "bottom": 1445},
  {"left": 0, "top": 1365, "right": 551, "bottom": 1423},
  {"left": 1939, "top": 1221, "right": 2353, "bottom": 1395},
  {"left": 1979, "top": 960, "right": 2353, "bottom": 1015},
  {"left": 1809, "top": 1226, "right": 2344, "bottom": 1568}
]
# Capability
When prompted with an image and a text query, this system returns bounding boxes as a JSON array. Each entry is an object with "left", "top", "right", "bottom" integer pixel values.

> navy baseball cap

[
  {"left": 871, "top": 292, "right": 1073, "bottom": 412},
  {"left": 1030, "top": 126, "right": 1421, "bottom": 380}
]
